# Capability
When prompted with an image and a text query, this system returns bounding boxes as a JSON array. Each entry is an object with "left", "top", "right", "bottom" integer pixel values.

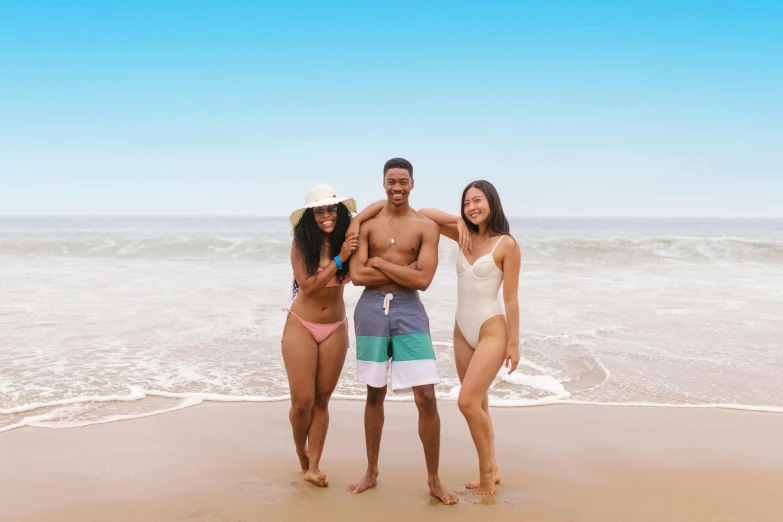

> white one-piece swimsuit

[{"left": 455, "top": 235, "right": 505, "bottom": 348}]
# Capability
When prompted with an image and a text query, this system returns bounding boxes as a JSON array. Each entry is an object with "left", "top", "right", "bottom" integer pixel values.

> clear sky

[{"left": 1, "top": 1, "right": 781, "bottom": 217}]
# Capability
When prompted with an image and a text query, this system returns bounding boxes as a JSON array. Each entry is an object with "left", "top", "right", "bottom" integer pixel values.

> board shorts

[{"left": 354, "top": 288, "right": 439, "bottom": 392}]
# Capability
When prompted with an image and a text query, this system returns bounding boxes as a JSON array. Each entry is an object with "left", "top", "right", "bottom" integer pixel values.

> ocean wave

[
  {"left": 1, "top": 235, "right": 781, "bottom": 263},
  {"left": 0, "top": 388, "right": 148, "bottom": 415},
  {"left": 0, "top": 388, "right": 290, "bottom": 417},
  {"left": 527, "top": 236, "right": 783, "bottom": 264},
  {"left": 0, "top": 237, "right": 293, "bottom": 260}
]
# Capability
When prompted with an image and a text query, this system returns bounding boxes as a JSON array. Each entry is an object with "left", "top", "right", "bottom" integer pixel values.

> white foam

[
  {"left": 329, "top": 392, "right": 783, "bottom": 414},
  {"left": 517, "top": 357, "right": 552, "bottom": 373},
  {"left": 0, "top": 387, "right": 147, "bottom": 415},
  {"left": 555, "top": 399, "right": 783, "bottom": 414},
  {"left": 0, "top": 398, "right": 202, "bottom": 433},
  {"left": 487, "top": 395, "right": 565, "bottom": 407},
  {"left": 335, "top": 395, "right": 783, "bottom": 414},
  {"left": 499, "top": 371, "right": 571, "bottom": 399},
  {"left": 4, "top": 390, "right": 783, "bottom": 436},
  {"left": 146, "top": 390, "right": 289, "bottom": 402},
  {"left": 0, "top": 411, "right": 62, "bottom": 433},
  {"left": 331, "top": 393, "right": 416, "bottom": 402}
]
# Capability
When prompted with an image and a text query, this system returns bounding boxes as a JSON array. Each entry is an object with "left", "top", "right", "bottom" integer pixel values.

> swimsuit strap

[
  {"left": 489, "top": 235, "right": 505, "bottom": 254},
  {"left": 281, "top": 307, "right": 303, "bottom": 321}
]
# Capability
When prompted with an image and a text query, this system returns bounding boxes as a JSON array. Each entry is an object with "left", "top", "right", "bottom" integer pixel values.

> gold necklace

[
  {"left": 472, "top": 232, "right": 489, "bottom": 251},
  {"left": 384, "top": 208, "right": 412, "bottom": 245}
]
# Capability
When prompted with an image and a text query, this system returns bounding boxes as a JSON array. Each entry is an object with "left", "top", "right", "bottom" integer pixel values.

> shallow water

[{"left": 1, "top": 217, "right": 782, "bottom": 432}]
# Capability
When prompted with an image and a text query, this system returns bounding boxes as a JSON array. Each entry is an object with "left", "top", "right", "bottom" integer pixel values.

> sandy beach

[
  {"left": 2, "top": 401, "right": 783, "bottom": 521},
  {"left": 3, "top": 1, "right": 782, "bottom": 520}
]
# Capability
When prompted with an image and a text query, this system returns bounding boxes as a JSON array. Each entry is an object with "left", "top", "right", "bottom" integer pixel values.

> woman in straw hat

[{"left": 282, "top": 185, "right": 380, "bottom": 487}]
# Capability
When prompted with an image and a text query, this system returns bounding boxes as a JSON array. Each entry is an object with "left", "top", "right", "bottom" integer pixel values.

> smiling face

[
  {"left": 462, "top": 187, "right": 491, "bottom": 227},
  {"left": 384, "top": 168, "right": 413, "bottom": 206},
  {"left": 312, "top": 204, "right": 339, "bottom": 234}
]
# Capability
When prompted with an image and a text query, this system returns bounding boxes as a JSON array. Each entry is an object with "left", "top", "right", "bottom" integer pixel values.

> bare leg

[
  {"left": 455, "top": 325, "right": 500, "bottom": 487},
  {"left": 347, "top": 385, "right": 386, "bottom": 494},
  {"left": 303, "top": 324, "right": 349, "bottom": 487},
  {"left": 281, "top": 315, "right": 318, "bottom": 472},
  {"left": 455, "top": 320, "right": 506, "bottom": 494},
  {"left": 412, "top": 384, "right": 459, "bottom": 505},
  {"left": 465, "top": 394, "right": 501, "bottom": 488}
]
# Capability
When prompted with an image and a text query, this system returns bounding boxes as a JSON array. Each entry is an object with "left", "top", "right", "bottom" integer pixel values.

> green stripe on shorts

[
  {"left": 390, "top": 334, "right": 436, "bottom": 362},
  {"left": 356, "top": 334, "right": 436, "bottom": 363},
  {"left": 356, "top": 336, "right": 391, "bottom": 363}
]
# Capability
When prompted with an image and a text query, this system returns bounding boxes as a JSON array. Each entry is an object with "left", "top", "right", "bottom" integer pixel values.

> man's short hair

[{"left": 383, "top": 158, "right": 413, "bottom": 179}]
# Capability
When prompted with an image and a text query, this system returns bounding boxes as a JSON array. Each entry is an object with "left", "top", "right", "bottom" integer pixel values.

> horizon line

[{"left": 1, "top": 215, "right": 782, "bottom": 220}]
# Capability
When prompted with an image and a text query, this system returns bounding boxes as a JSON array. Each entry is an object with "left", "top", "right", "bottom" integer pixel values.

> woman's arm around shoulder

[
  {"left": 345, "top": 200, "right": 385, "bottom": 238},
  {"left": 418, "top": 208, "right": 471, "bottom": 252}
]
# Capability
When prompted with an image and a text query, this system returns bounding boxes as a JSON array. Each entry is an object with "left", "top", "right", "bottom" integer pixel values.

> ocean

[{"left": 1, "top": 216, "right": 782, "bottom": 432}]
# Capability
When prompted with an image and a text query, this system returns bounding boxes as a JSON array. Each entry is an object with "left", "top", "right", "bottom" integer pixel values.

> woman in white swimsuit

[{"left": 420, "top": 180, "right": 521, "bottom": 495}]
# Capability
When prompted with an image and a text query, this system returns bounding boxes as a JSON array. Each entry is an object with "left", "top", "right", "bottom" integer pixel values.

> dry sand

[{"left": 2, "top": 401, "right": 783, "bottom": 521}]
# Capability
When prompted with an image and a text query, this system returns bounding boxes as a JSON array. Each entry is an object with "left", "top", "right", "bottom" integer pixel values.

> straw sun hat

[{"left": 289, "top": 185, "right": 357, "bottom": 227}]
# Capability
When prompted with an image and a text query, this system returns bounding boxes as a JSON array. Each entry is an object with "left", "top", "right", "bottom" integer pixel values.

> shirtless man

[{"left": 347, "top": 158, "right": 458, "bottom": 505}]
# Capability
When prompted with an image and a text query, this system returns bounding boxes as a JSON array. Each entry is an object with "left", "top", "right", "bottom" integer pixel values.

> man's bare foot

[
  {"left": 347, "top": 471, "right": 378, "bottom": 494},
  {"left": 304, "top": 469, "right": 329, "bottom": 487},
  {"left": 296, "top": 446, "right": 309, "bottom": 472},
  {"left": 428, "top": 476, "right": 459, "bottom": 505}
]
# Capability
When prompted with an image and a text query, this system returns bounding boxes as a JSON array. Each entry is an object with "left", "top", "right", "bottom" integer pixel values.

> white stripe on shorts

[
  {"left": 391, "top": 359, "right": 440, "bottom": 393},
  {"left": 357, "top": 359, "right": 390, "bottom": 389}
]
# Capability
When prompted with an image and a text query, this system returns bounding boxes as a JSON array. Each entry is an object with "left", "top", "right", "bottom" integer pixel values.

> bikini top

[{"left": 317, "top": 267, "right": 351, "bottom": 287}]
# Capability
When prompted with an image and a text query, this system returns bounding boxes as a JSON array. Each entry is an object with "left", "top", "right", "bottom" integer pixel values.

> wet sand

[{"left": 2, "top": 401, "right": 783, "bottom": 521}]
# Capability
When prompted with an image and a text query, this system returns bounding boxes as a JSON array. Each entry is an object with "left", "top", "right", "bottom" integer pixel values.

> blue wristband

[{"left": 334, "top": 256, "right": 343, "bottom": 269}]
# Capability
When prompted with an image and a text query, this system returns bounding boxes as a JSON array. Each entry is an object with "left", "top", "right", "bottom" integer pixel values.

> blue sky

[{"left": 1, "top": 1, "right": 781, "bottom": 217}]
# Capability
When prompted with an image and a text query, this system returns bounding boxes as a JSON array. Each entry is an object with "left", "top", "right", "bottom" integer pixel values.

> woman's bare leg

[
  {"left": 281, "top": 315, "right": 318, "bottom": 472},
  {"left": 455, "top": 318, "right": 507, "bottom": 494},
  {"left": 466, "top": 393, "right": 501, "bottom": 488},
  {"left": 303, "top": 323, "right": 349, "bottom": 487}
]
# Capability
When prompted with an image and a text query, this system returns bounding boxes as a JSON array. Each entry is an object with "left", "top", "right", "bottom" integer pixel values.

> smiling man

[{"left": 347, "top": 158, "right": 458, "bottom": 505}]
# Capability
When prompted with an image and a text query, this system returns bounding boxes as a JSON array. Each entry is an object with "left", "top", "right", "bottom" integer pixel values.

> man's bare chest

[{"left": 368, "top": 225, "right": 422, "bottom": 258}]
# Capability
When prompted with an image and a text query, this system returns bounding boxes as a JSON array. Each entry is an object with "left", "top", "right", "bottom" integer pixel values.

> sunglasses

[{"left": 313, "top": 205, "right": 339, "bottom": 217}]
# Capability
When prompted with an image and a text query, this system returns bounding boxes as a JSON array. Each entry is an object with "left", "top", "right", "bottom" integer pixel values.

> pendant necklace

[
  {"left": 472, "top": 232, "right": 488, "bottom": 251},
  {"left": 385, "top": 208, "right": 411, "bottom": 245}
]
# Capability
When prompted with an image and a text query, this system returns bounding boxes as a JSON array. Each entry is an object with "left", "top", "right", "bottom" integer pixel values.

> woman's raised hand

[
  {"left": 339, "top": 235, "right": 360, "bottom": 262},
  {"left": 345, "top": 220, "right": 361, "bottom": 239},
  {"left": 457, "top": 219, "right": 471, "bottom": 252}
]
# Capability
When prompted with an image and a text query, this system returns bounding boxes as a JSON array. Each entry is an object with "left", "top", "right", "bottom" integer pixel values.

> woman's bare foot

[
  {"left": 347, "top": 471, "right": 378, "bottom": 494},
  {"left": 469, "top": 467, "right": 497, "bottom": 495},
  {"left": 296, "top": 446, "right": 309, "bottom": 472},
  {"left": 428, "top": 476, "right": 459, "bottom": 505},
  {"left": 304, "top": 469, "right": 329, "bottom": 487},
  {"left": 465, "top": 466, "right": 501, "bottom": 490}
]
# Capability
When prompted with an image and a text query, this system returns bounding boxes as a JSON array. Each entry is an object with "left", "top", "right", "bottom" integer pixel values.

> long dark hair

[
  {"left": 292, "top": 203, "right": 352, "bottom": 297},
  {"left": 460, "top": 180, "right": 511, "bottom": 236}
]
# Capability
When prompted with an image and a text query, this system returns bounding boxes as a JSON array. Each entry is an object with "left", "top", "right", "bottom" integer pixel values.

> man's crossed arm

[{"left": 366, "top": 220, "right": 439, "bottom": 291}]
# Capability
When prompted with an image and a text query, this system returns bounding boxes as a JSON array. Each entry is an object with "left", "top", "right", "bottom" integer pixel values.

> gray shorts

[{"left": 354, "top": 289, "right": 439, "bottom": 392}]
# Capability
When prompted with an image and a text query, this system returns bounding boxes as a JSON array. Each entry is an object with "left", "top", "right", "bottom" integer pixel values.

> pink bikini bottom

[{"left": 282, "top": 308, "right": 347, "bottom": 344}]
